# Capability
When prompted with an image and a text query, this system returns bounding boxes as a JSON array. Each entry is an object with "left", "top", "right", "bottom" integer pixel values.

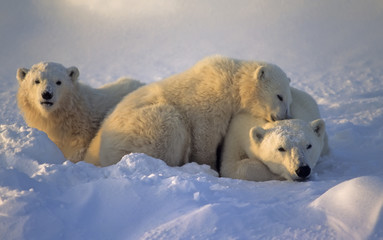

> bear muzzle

[
  {"left": 270, "top": 109, "right": 289, "bottom": 121},
  {"left": 40, "top": 91, "right": 54, "bottom": 107},
  {"left": 270, "top": 114, "right": 282, "bottom": 122}
]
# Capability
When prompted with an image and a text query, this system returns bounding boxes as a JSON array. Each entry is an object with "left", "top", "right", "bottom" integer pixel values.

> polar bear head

[
  {"left": 16, "top": 62, "right": 79, "bottom": 116},
  {"left": 249, "top": 119, "right": 326, "bottom": 181},
  {"left": 239, "top": 62, "right": 292, "bottom": 122}
]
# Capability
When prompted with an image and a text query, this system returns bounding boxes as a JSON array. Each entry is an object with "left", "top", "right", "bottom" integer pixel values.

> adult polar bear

[
  {"left": 85, "top": 56, "right": 292, "bottom": 169},
  {"left": 220, "top": 87, "right": 329, "bottom": 181},
  {"left": 17, "top": 62, "right": 144, "bottom": 162}
]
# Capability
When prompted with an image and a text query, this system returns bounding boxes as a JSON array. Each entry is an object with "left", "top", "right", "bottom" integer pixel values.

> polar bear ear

[
  {"left": 254, "top": 66, "right": 266, "bottom": 80},
  {"left": 67, "top": 66, "right": 79, "bottom": 82},
  {"left": 250, "top": 126, "right": 266, "bottom": 144},
  {"left": 16, "top": 68, "right": 29, "bottom": 83},
  {"left": 311, "top": 119, "right": 325, "bottom": 137}
]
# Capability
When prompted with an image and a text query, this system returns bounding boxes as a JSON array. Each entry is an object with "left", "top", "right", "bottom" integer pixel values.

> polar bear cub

[
  {"left": 220, "top": 87, "right": 328, "bottom": 181},
  {"left": 16, "top": 62, "right": 144, "bottom": 162},
  {"left": 220, "top": 114, "right": 326, "bottom": 181},
  {"left": 85, "top": 56, "right": 292, "bottom": 169}
]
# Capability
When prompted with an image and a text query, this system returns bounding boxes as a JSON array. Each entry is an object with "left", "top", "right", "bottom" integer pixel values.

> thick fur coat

[
  {"left": 16, "top": 62, "right": 144, "bottom": 162},
  {"left": 85, "top": 56, "right": 292, "bottom": 169}
]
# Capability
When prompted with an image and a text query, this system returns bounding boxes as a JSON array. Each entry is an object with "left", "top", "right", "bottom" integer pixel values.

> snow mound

[
  {"left": 0, "top": 125, "right": 66, "bottom": 164},
  {"left": 311, "top": 176, "right": 383, "bottom": 239}
]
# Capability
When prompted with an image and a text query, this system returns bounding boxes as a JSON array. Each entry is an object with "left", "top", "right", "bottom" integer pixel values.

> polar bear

[
  {"left": 16, "top": 62, "right": 144, "bottom": 162},
  {"left": 84, "top": 56, "right": 292, "bottom": 169},
  {"left": 220, "top": 113, "right": 326, "bottom": 181}
]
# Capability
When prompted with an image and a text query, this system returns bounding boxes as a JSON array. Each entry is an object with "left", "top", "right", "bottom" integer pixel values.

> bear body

[
  {"left": 84, "top": 56, "right": 292, "bottom": 169},
  {"left": 220, "top": 114, "right": 326, "bottom": 181},
  {"left": 220, "top": 87, "right": 328, "bottom": 181},
  {"left": 16, "top": 62, "right": 144, "bottom": 162}
]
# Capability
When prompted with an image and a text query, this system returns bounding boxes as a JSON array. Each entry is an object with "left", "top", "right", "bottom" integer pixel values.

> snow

[
  {"left": 311, "top": 176, "right": 383, "bottom": 239},
  {"left": 1, "top": 0, "right": 383, "bottom": 239}
]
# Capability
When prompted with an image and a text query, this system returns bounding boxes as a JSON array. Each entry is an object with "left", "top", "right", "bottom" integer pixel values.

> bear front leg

[{"left": 227, "top": 158, "right": 284, "bottom": 182}]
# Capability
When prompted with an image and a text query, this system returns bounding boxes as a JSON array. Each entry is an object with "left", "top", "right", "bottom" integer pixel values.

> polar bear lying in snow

[
  {"left": 220, "top": 87, "right": 328, "bottom": 181},
  {"left": 84, "top": 56, "right": 293, "bottom": 169},
  {"left": 220, "top": 115, "right": 326, "bottom": 181},
  {"left": 16, "top": 62, "right": 144, "bottom": 162}
]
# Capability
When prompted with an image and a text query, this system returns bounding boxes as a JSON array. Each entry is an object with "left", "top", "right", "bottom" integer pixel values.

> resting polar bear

[
  {"left": 220, "top": 87, "right": 329, "bottom": 181},
  {"left": 16, "top": 62, "right": 144, "bottom": 162},
  {"left": 85, "top": 56, "right": 292, "bottom": 169},
  {"left": 220, "top": 115, "right": 326, "bottom": 181}
]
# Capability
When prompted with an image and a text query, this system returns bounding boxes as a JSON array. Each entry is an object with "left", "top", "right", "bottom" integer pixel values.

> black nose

[
  {"left": 42, "top": 91, "right": 53, "bottom": 100},
  {"left": 295, "top": 165, "right": 311, "bottom": 179}
]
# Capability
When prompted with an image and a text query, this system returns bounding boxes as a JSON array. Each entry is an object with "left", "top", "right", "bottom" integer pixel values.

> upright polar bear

[
  {"left": 220, "top": 87, "right": 329, "bottom": 181},
  {"left": 17, "top": 62, "right": 144, "bottom": 162},
  {"left": 85, "top": 56, "right": 292, "bottom": 169}
]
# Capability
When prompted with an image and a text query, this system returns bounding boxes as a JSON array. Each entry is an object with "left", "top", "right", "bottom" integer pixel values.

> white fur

[
  {"left": 220, "top": 87, "right": 328, "bottom": 181},
  {"left": 16, "top": 62, "right": 144, "bottom": 162},
  {"left": 84, "top": 56, "right": 292, "bottom": 168},
  {"left": 220, "top": 113, "right": 326, "bottom": 181},
  {"left": 290, "top": 87, "right": 329, "bottom": 155}
]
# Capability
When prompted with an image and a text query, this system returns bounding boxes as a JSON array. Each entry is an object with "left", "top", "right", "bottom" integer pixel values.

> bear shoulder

[
  {"left": 290, "top": 87, "right": 329, "bottom": 155},
  {"left": 290, "top": 87, "right": 321, "bottom": 121},
  {"left": 79, "top": 77, "right": 145, "bottom": 117}
]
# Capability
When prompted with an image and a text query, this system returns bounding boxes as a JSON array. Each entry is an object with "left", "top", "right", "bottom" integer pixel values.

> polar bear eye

[
  {"left": 278, "top": 147, "right": 286, "bottom": 152},
  {"left": 34, "top": 79, "right": 40, "bottom": 84},
  {"left": 307, "top": 144, "right": 312, "bottom": 150},
  {"left": 277, "top": 95, "right": 283, "bottom": 102},
  {"left": 56, "top": 80, "right": 62, "bottom": 86}
]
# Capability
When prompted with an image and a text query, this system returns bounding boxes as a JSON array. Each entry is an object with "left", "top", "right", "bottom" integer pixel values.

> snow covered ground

[{"left": 1, "top": 0, "right": 383, "bottom": 239}]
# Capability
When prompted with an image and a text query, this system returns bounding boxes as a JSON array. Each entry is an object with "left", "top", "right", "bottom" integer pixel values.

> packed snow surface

[{"left": 1, "top": 0, "right": 383, "bottom": 239}]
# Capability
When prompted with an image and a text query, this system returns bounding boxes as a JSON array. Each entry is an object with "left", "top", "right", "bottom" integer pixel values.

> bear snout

[
  {"left": 295, "top": 165, "right": 311, "bottom": 179},
  {"left": 270, "top": 111, "right": 289, "bottom": 121},
  {"left": 42, "top": 91, "right": 53, "bottom": 100},
  {"left": 270, "top": 114, "right": 281, "bottom": 122}
]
